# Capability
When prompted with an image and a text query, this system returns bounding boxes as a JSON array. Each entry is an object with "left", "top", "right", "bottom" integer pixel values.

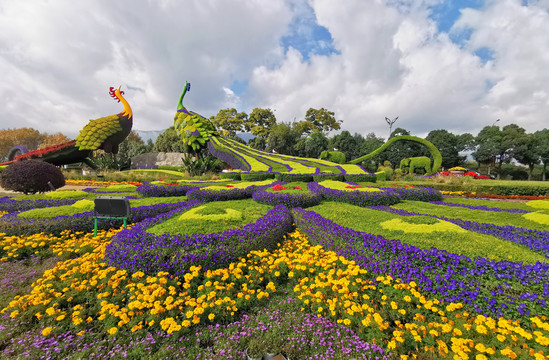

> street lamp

[
  {"left": 385, "top": 116, "right": 399, "bottom": 139},
  {"left": 492, "top": 119, "right": 500, "bottom": 126}
]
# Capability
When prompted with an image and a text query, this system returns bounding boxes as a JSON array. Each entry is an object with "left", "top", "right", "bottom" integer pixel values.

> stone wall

[{"left": 130, "top": 152, "right": 190, "bottom": 169}]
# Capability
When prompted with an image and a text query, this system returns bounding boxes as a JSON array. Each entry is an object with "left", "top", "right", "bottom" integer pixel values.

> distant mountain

[
  {"left": 236, "top": 132, "right": 255, "bottom": 143},
  {"left": 134, "top": 129, "right": 166, "bottom": 143}
]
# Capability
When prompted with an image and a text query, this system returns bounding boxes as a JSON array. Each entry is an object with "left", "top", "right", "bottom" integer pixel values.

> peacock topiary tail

[{"left": 173, "top": 82, "right": 218, "bottom": 152}]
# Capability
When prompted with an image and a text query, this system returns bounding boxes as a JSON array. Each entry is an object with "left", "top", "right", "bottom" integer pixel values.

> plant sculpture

[
  {"left": 399, "top": 156, "right": 432, "bottom": 174},
  {"left": 0, "top": 86, "right": 133, "bottom": 168},
  {"left": 173, "top": 82, "right": 218, "bottom": 153}
]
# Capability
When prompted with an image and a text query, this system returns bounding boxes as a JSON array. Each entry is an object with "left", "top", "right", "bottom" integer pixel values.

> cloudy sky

[{"left": 0, "top": 0, "right": 548, "bottom": 141}]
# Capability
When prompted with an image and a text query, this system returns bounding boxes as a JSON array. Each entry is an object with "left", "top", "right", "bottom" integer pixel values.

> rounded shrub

[{"left": 0, "top": 160, "right": 65, "bottom": 194}]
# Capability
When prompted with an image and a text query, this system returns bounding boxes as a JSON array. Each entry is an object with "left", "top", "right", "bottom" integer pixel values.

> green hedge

[
  {"left": 344, "top": 173, "right": 377, "bottom": 183},
  {"left": 240, "top": 172, "right": 275, "bottom": 181},
  {"left": 220, "top": 172, "right": 242, "bottom": 180},
  {"left": 413, "top": 182, "right": 549, "bottom": 196},
  {"left": 375, "top": 171, "right": 386, "bottom": 182},
  {"left": 275, "top": 173, "right": 314, "bottom": 182},
  {"left": 313, "top": 174, "right": 345, "bottom": 182}
]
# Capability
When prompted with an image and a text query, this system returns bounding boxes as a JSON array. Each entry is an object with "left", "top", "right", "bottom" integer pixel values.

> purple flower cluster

[
  {"left": 429, "top": 201, "right": 530, "bottom": 213},
  {"left": 374, "top": 186, "right": 443, "bottom": 202},
  {"left": 252, "top": 188, "right": 322, "bottom": 208},
  {"left": 136, "top": 183, "right": 199, "bottom": 197},
  {"left": 292, "top": 207, "right": 549, "bottom": 321},
  {"left": 105, "top": 204, "right": 293, "bottom": 276},
  {"left": 0, "top": 201, "right": 190, "bottom": 236},
  {"left": 187, "top": 185, "right": 261, "bottom": 202},
  {"left": 0, "top": 196, "right": 79, "bottom": 213},
  {"left": 308, "top": 182, "right": 401, "bottom": 207}
]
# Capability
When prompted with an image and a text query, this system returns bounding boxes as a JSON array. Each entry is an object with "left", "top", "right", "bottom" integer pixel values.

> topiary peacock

[
  {"left": 0, "top": 86, "right": 133, "bottom": 168},
  {"left": 173, "top": 82, "right": 218, "bottom": 152}
]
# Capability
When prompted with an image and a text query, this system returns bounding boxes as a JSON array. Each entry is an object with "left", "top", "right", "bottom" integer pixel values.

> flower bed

[
  {"left": 136, "top": 183, "right": 199, "bottom": 197},
  {"left": 252, "top": 184, "right": 322, "bottom": 208},
  {"left": 0, "top": 196, "right": 79, "bottom": 213},
  {"left": 308, "top": 182, "right": 402, "bottom": 207},
  {"left": 105, "top": 204, "right": 293, "bottom": 276},
  {"left": 292, "top": 207, "right": 549, "bottom": 321},
  {"left": 0, "top": 201, "right": 190, "bottom": 236}
]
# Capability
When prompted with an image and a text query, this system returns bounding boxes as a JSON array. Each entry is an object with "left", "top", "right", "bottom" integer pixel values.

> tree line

[{"left": 2, "top": 109, "right": 549, "bottom": 180}]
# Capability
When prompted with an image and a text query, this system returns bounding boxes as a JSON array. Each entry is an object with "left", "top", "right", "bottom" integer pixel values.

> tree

[
  {"left": 425, "top": 129, "right": 470, "bottom": 169},
  {"left": 513, "top": 132, "right": 539, "bottom": 180},
  {"left": 303, "top": 108, "right": 342, "bottom": 134},
  {"left": 266, "top": 123, "right": 300, "bottom": 155},
  {"left": 0, "top": 128, "right": 45, "bottom": 161},
  {"left": 210, "top": 108, "right": 247, "bottom": 137},
  {"left": 330, "top": 130, "right": 359, "bottom": 162},
  {"left": 245, "top": 108, "right": 277, "bottom": 148},
  {"left": 472, "top": 125, "right": 503, "bottom": 173},
  {"left": 533, "top": 129, "right": 549, "bottom": 181},
  {"left": 294, "top": 130, "right": 329, "bottom": 158},
  {"left": 39, "top": 133, "right": 72, "bottom": 149},
  {"left": 153, "top": 126, "right": 188, "bottom": 153}
]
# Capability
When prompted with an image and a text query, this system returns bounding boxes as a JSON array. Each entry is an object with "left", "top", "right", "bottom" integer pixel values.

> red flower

[
  {"left": 345, "top": 185, "right": 361, "bottom": 189},
  {"left": 295, "top": 186, "right": 303, "bottom": 190},
  {"left": 226, "top": 185, "right": 234, "bottom": 188},
  {"left": 272, "top": 184, "right": 287, "bottom": 191}
]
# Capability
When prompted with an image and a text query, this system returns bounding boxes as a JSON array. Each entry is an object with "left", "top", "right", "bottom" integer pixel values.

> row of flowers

[
  {"left": 104, "top": 203, "right": 293, "bottom": 277},
  {"left": 428, "top": 201, "right": 530, "bottom": 214},
  {"left": 374, "top": 205, "right": 549, "bottom": 260},
  {"left": 291, "top": 207, "right": 548, "bottom": 322},
  {"left": 2, "top": 228, "right": 548, "bottom": 359}
]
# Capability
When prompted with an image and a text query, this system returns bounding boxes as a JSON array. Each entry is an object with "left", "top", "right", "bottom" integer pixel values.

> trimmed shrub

[
  {"left": 241, "top": 172, "right": 275, "bottom": 181},
  {"left": 220, "top": 172, "right": 242, "bottom": 180},
  {"left": 320, "top": 150, "right": 346, "bottom": 164},
  {"left": 343, "top": 173, "right": 377, "bottom": 183},
  {"left": 275, "top": 173, "right": 314, "bottom": 182},
  {"left": 0, "top": 160, "right": 65, "bottom": 194},
  {"left": 136, "top": 183, "right": 198, "bottom": 197},
  {"left": 308, "top": 182, "right": 401, "bottom": 207},
  {"left": 375, "top": 171, "right": 386, "bottom": 182},
  {"left": 313, "top": 174, "right": 345, "bottom": 182}
]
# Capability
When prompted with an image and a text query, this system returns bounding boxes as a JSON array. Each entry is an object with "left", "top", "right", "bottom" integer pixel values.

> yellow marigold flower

[
  {"left": 208, "top": 313, "right": 215, "bottom": 321},
  {"left": 42, "top": 327, "right": 54, "bottom": 336},
  {"left": 77, "top": 330, "right": 85, "bottom": 336},
  {"left": 343, "top": 318, "right": 351, "bottom": 326},
  {"left": 107, "top": 327, "right": 118, "bottom": 335},
  {"left": 475, "top": 343, "right": 486, "bottom": 353},
  {"left": 476, "top": 355, "right": 487, "bottom": 360},
  {"left": 497, "top": 334, "right": 506, "bottom": 342},
  {"left": 55, "top": 314, "right": 65, "bottom": 321}
]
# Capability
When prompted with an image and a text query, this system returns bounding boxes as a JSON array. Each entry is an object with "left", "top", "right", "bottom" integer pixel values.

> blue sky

[{"left": 0, "top": 0, "right": 548, "bottom": 140}]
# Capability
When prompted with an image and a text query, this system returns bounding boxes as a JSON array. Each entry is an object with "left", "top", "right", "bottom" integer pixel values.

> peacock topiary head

[{"left": 173, "top": 81, "right": 218, "bottom": 152}]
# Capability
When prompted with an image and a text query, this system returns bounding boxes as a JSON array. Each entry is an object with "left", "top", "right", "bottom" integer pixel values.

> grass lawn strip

[{"left": 146, "top": 199, "right": 272, "bottom": 236}]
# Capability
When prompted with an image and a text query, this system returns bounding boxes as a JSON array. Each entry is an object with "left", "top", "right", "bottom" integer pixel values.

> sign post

[{"left": 93, "top": 196, "right": 130, "bottom": 237}]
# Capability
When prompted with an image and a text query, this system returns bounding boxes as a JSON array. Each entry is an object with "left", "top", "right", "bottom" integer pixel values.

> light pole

[
  {"left": 385, "top": 116, "right": 398, "bottom": 139},
  {"left": 492, "top": 119, "right": 500, "bottom": 126}
]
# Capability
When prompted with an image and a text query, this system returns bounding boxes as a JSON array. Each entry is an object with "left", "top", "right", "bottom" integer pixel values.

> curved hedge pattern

[
  {"left": 308, "top": 182, "right": 401, "bottom": 207},
  {"left": 252, "top": 188, "right": 322, "bottom": 208},
  {"left": 105, "top": 204, "right": 293, "bottom": 277}
]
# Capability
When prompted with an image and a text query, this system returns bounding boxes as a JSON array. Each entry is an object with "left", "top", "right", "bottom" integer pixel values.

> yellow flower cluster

[
  {"left": 0, "top": 228, "right": 119, "bottom": 262},
  {"left": 2, "top": 227, "right": 548, "bottom": 360},
  {"left": 261, "top": 230, "right": 549, "bottom": 359}
]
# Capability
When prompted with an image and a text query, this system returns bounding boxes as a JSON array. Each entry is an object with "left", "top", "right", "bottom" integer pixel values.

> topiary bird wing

[{"left": 75, "top": 114, "right": 123, "bottom": 150}]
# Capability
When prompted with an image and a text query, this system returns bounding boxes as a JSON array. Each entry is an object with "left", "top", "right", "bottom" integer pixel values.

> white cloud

[{"left": 0, "top": 0, "right": 548, "bottom": 147}]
